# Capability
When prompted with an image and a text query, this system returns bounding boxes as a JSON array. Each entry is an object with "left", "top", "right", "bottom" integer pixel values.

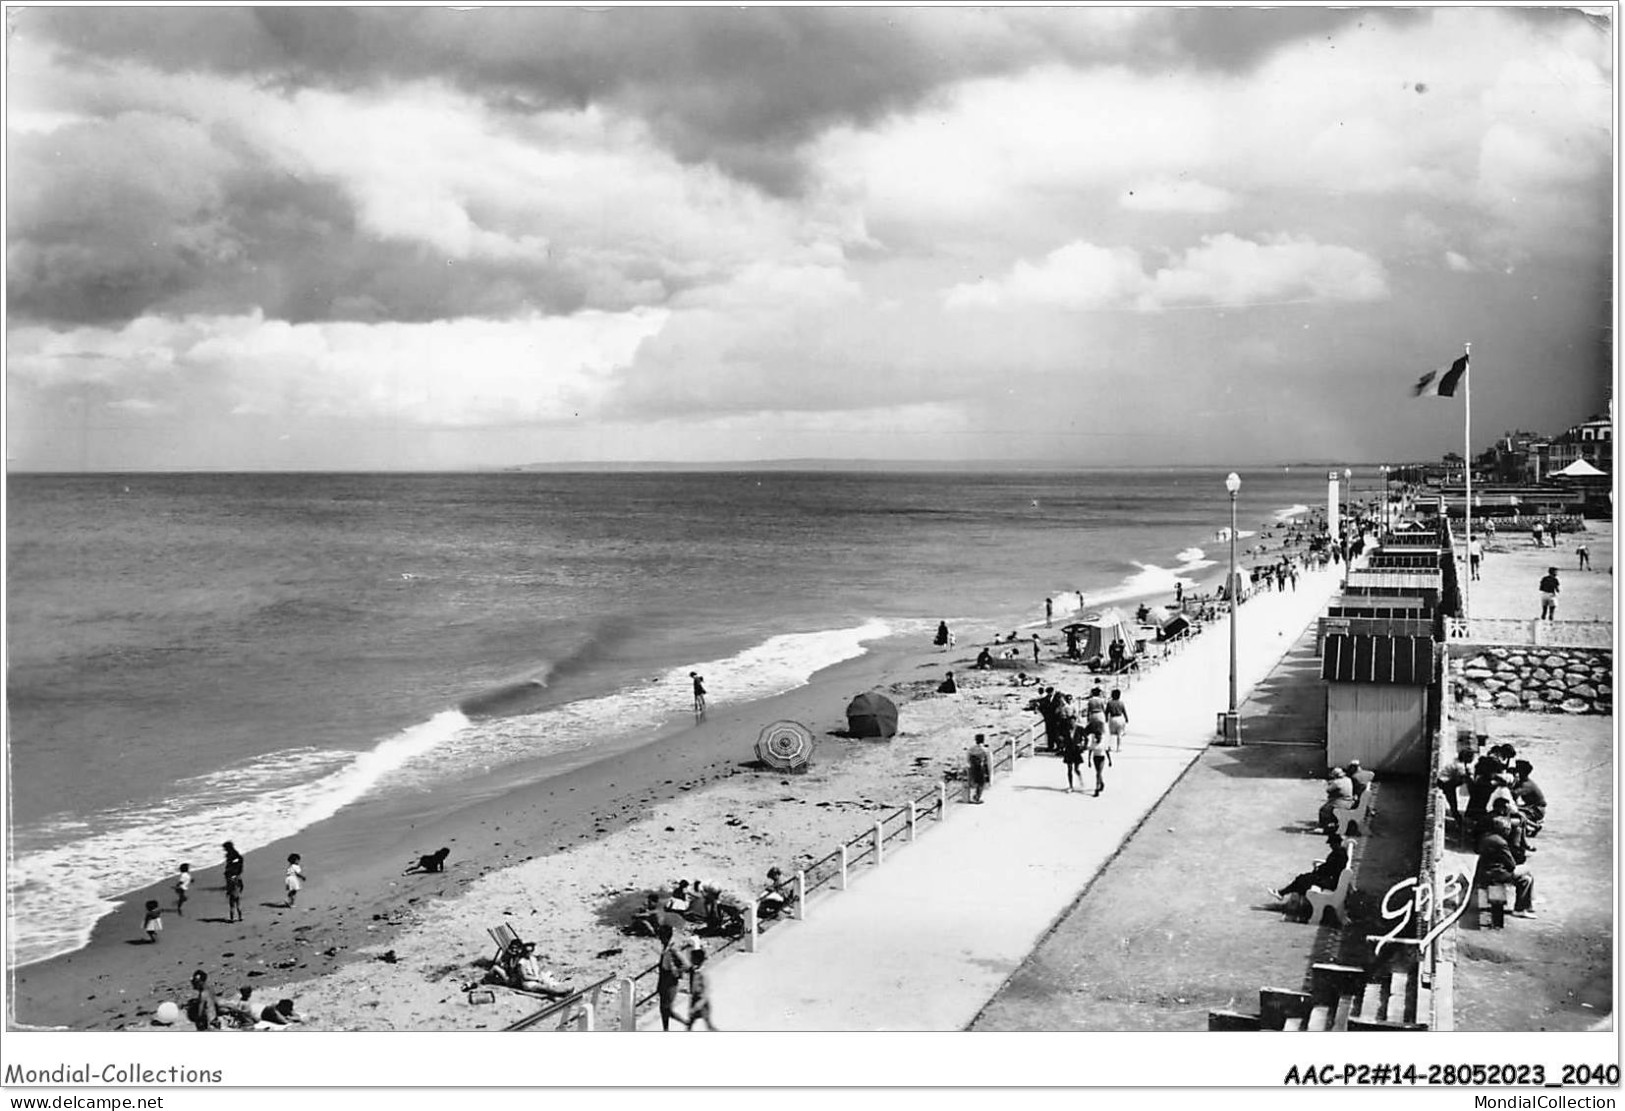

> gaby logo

[{"left": 1366, "top": 870, "right": 1474, "bottom": 956}]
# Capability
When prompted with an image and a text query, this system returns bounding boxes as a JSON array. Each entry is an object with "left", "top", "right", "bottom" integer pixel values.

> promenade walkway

[{"left": 683, "top": 564, "right": 1346, "bottom": 1030}]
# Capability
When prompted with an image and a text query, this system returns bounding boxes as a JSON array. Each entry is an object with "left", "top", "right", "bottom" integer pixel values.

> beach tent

[
  {"left": 1552, "top": 458, "right": 1606, "bottom": 478},
  {"left": 1065, "top": 608, "right": 1141, "bottom": 664},
  {"left": 844, "top": 691, "right": 899, "bottom": 739}
]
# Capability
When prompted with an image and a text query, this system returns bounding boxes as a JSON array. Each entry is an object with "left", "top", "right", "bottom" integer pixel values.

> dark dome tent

[{"left": 845, "top": 691, "right": 899, "bottom": 739}]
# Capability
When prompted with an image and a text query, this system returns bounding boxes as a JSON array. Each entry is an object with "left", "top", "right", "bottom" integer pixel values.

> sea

[{"left": 5, "top": 467, "right": 1337, "bottom": 969}]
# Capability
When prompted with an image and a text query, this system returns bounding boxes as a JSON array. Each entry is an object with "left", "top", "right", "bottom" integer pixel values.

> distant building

[{"left": 1542, "top": 408, "right": 1612, "bottom": 475}]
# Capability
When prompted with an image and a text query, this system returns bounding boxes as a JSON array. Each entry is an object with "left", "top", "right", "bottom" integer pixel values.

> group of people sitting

[
  {"left": 629, "top": 868, "right": 797, "bottom": 941},
  {"left": 184, "top": 969, "right": 302, "bottom": 1030},
  {"left": 1438, "top": 740, "right": 1545, "bottom": 918}
]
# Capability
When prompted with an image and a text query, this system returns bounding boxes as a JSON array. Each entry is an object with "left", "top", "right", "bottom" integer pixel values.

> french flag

[{"left": 1413, "top": 354, "right": 1468, "bottom": 398}]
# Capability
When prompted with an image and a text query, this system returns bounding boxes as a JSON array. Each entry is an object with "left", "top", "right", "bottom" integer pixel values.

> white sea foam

[
  {"left": 7, "top": 710, "right": 470, "bottom": 970},
  {"left": 1213, "top": 526, "right": 1258, "bottom": 542},
  {"left": 389, "top": 620, "right": 893, "bottom": 788},
  {"left": 1275, "top": 504, "right": 1310, "bottom": 521},
  {"left": 1175, "top": 547, "right": 1206, "bottom": 565}
]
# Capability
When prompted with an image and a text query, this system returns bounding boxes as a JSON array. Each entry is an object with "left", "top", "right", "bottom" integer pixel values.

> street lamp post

[
  {"left": 1344, "top": 467, "right": 1353, "bottom": 537},
  {"left": 1224, "top": 471, "right": 1241, "bottom": 745}
]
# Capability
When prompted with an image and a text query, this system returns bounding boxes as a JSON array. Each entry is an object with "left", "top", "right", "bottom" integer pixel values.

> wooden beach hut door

[
  {"left": 1325, "top": 683, "right": 1428, "bottom": 775},
  {"left": 1320, "top": 634, "right": 1434, "bottom": 775}
]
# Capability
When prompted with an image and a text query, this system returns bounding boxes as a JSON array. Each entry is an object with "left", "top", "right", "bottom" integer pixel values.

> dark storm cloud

[{"left": 20, "top": 7, "right": 1389, "bottom": 194}]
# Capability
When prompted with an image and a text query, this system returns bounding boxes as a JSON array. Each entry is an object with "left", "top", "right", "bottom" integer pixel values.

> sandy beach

[{"left": 11, "top": 520, "right": 1327, "bottom": 1033}]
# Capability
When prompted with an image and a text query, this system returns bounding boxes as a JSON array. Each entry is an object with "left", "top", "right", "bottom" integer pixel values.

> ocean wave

[
  {"left": 389, "top": 620, "right": 893, "bottom": 788},
  {"left": 1175, "top": 547, "right": 1206, "bottom": 565},
  {"left": 7, "top": 710, "right": 470, "bottom": 970},
  {"left": 1274, "top": 504, "right": 1310, "bottom": 521},
  {"left": 1213, "top": 526, "right": 1258, "bottom": 542}
]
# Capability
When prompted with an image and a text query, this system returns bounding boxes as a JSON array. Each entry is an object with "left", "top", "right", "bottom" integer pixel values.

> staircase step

[
  {"left": 1306, "top": 1004, "right": 1332, "bottom": 1031},
  {"left": 1359, "top": 980, "right": 1384, "bottom": 1020},
  {"left": 1281, "top": 1015, "right": 1305, "bottom": 1031},
  {"left": 1312, "top": 962, "right": 1366, "bottom": 999},
  {"left": 1332, "top": 993, "right": 1357, "bottom": 1032},
  {"left": 1260, "top": 988, "right": 1313, "bottom": 1031}
]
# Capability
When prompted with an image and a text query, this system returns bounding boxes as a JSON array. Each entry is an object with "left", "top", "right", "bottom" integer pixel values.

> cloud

[
  {"left": 1445, "top": 251, "right": 1476, "bottom": 273},
  {"left": 946, "top": 234, "right": 1389, "bottom": 312},
  {"left": 1119, "top": 178, "right": 1235, "bottom": 213},
  {"left": 8, "top": 308, "right": 669, "bottom": 427}
]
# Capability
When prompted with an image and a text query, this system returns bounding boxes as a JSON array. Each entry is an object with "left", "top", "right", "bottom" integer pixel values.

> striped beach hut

[{"left": 1321, "top": 634, "right": 1436, "bottom": 775}]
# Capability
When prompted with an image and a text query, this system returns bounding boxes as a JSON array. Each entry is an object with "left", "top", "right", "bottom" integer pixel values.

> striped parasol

[{"left": 755, "top": 720, "right": 816, "bottom": 772}]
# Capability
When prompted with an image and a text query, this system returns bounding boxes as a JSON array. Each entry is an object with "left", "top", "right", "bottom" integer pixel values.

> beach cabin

[
  {"left": 1315, "top": 604, "right": 1434, "bottom": 656},
  {"left": 1321, "top": 633, "right": 1435, "bottom": 775}
]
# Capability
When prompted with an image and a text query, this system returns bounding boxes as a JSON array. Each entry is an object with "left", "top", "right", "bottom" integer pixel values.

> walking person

[
  {"left": 965, "top": 734, "right": 991, "bottom": 803},
  {"left": 1059, "top": 724, "right": 1085, "bottom": 794},
  {"left": 174, "top": 862, "right": 192, "bottom": 916},
  {"left": 684, "top": 948, "right": 716, "bottom": 1031},
  {"left": 1045, "top": 597, "right": 1053, "bottom": 626},
  {"left": 1538, "top": 567, "right": 1561, "bottom": 620},
  {"left": 690, "top": 672, "right": 706, "bottom": 716},
  {"left": 1577, "top": 543, "right": 1591, "bottom": 571},
  {"left": 1469, "top": 536, "right": 1483, "bottom": 581},
  {"left": 1105, "top": 688, "right": 1130, "bottom": 752},
  {"left": 1088, "top": 721, "right": 1112, "bottom": 797},
  {"left": 656, "top": 925, "right": 690, "bottom": 1032},
  {"left": 283, "top": 853, "right": 305, "bottom": 908}
]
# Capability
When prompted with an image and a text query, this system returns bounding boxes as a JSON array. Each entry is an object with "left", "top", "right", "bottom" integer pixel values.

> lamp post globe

[{"left": 1224, "top": 472, "right": 1240, "bottom": 743}]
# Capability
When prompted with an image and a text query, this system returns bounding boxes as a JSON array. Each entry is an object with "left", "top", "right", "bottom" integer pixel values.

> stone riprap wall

[{"left": 1449, "top": 647, "right": 1613, "bottom": 714}]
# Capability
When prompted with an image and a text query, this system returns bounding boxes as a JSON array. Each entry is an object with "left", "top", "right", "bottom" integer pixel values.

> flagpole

[{"left": 1463, "top": 340, "right": 1472, "bottom": 621}]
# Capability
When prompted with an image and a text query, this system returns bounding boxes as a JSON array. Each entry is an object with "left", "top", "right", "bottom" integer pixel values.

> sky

[{"left": 4, "top": 5, "right": 1616, "bottom": 471}]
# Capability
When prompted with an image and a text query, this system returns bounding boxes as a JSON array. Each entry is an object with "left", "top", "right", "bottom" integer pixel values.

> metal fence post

[
  {"left": 617, "top": 977, "right": 635, "bottom": 1032},
  {"left": 874, "top": 820, "right": 885, "bottom": 866},
  {"left": 938, "top": 780, "right": 948, "bottom": 819},
  {"left": 579, "top": 1001, "right": 595, "bottom": 1032},
  {"left": 907, "top": 801, "right": 917, "bottom": 842},
  {"left": 795, "top": 869, "right": 806, "bottom": 919},
  {"left": 745, "top": 903, "right": 759, "bottom": 953},
  {"left": 838, "top": 844, "right": 848, "bottom": 890}
]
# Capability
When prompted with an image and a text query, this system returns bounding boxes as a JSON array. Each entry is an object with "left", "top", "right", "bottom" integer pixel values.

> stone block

[
  {"left": 1495, "top": 692, "right": 1523, "bottom": 709},
  {"left": 1561, "top": 697, "right": 1591, "bottom": 714},
  {"left": 1543, "top": 655, "right": 1567, "bottom": 670},
  {"left": 1572, "top": 683, "right": 1598, "bottom": 700}
]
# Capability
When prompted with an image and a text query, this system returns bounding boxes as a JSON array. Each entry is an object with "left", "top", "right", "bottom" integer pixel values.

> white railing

[{"left": 1444, "top": 617, "right": 1613, "bottom": 649}]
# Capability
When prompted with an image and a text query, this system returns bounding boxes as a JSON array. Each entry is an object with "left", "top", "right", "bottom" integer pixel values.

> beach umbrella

[
  {"left": 844, "top": 691, "right": 899, "bottom": 739},
  {"left": 756, "top": 720, "right": 816, "bottom": 770}
]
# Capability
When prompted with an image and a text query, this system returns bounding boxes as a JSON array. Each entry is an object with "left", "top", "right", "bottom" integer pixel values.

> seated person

[
  {"left": 1488, "top": 798, "right": 1534, "bottom": 861},
  {"left": 1345, "top": 759, "right": 1375, "bottom": 804},
  {"left": 937, "top": 671, "right": 958, "bottom": 694},
  {"left": 504, "top": 940, "right": 569, "bottom": 995},
  {"left": 218, "top": 986, "right": 260, "bottom": 1028},
  {"left": 1511, "top": 760, "right": 1546, "bottom": 835},
  {"left": 975, "top": 647, "right": 993, "bottom": 670},
  {"left": 664, "top": 880, "right": 694, "bottom": 916},
  {"left": 1476, "top": 817, "right": 1535, "bottom": 918},
  {"left": 757, "top": 866, "right": 796, "bottom": 920},
  {"left": 1435, "top": 747, "right": 1474, "bottom": 826},
  {"left": 629, "top": 892, "right": 664, "bottom": 937},
  {"left": 1317, "top": 767, "right": 1355, "bottom": 832},
  {"left": 694, "top": 881, "right": 745, "bottom": 936}
]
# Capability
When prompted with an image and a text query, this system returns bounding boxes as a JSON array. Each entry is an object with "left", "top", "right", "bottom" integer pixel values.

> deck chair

[{"left": 487, "top": 923, "right": 524, "bottom": 968}]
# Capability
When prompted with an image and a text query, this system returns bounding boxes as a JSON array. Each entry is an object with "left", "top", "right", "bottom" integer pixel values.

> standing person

[
  {"left": 1538, "top": 567, "right": 1561, "bottom": 620},
  {"left": 222, "top": 841, "right": 244, "bottom": 884},
  {"left": 283, "top": 853, "right": 305, "bottom": 908},
  {"left": 1088, "top": 720, "right": 1112, "bottom": 797},
  {"left": 655, "top": 925, "right": 690, "bottom": 1032},
  {"left": 142, "top": 900, "right": 163, "bottom": 944},
  {"left": 965, "top": 734, "right": 991, "bottom": 804},
  {"left": 1577, "top": 542, "right": 1591, "bottom": 571},
  {"left": 225, "top": 872, "right": 244, "bottom": 923},
  {"left": 1469, "top": 536, "right": 1483, "bottom": 580},
  {"left": 690, "top": 672, "right": 707, "bottom": 715},
  {"left": 1175, "top": 581, "right": 1184, "bottom": 608},
  {"left": 174, "top": 862, "right": 192, "bottom": 916},
  {"left": 1030, "top": 634, "right": 1041, "bottom": 663},
  {"left": 1105, "top": 688, "right": 1130, "bottom": 752},
  {"left": 188, "top": 970, "right": 220, "bottom": 1031},
  {"left": 1085, "top": 686, "right": 1107, "bottom": 734},
  {"left": 1059, "top": 724, "right": 1085, "bottom": 794},
  {"left": 1045, "top": 597, "right": 1053, "bottom": 626},
  {"left": 684, "top": 948, "right": 716, "bottom": 1031},
  {"left": 934, "top": 621, "right": 951, "bottom": 647}
]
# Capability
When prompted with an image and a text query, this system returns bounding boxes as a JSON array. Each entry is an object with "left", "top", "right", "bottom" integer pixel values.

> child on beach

[
  {"left": 685, "top": 948, "right": 715, "bottom": 1031},
  {"left": 174, "top": 863, "right": 192, "bottom": 916},
  {"left": 225, "top": 872, "right": 244, "bottom": 922},
  {"left": 284, "top": 853, "right": 305, "bottom": 908},
  {"left": 142, "top": 900, "right": 163, "bottom": 943}
]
